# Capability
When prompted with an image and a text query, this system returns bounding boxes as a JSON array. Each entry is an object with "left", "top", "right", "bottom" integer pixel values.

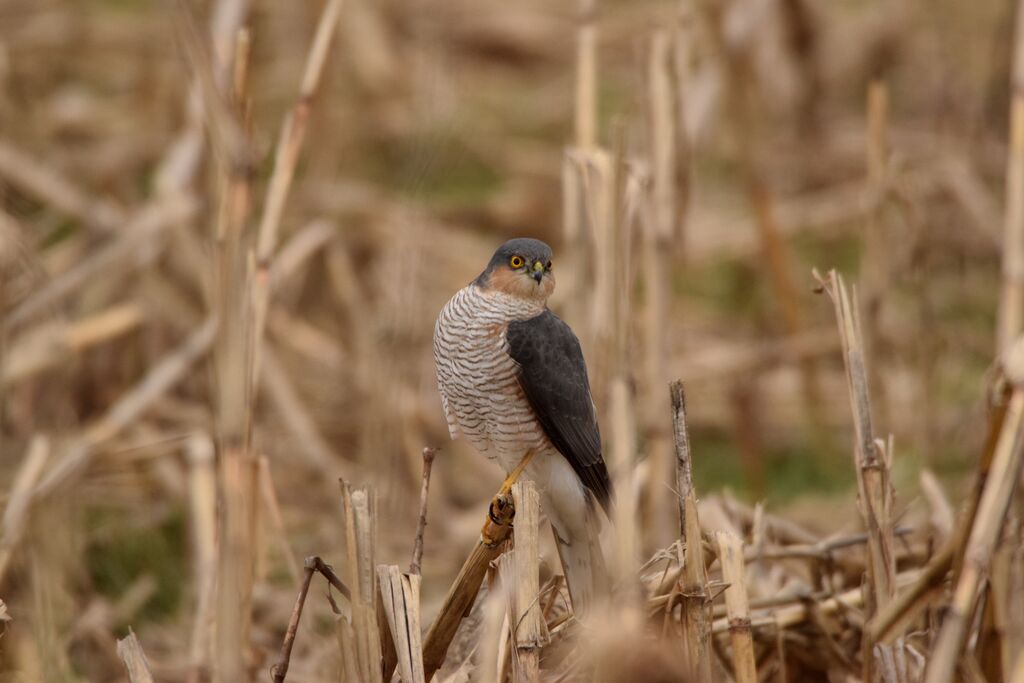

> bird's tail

[{"left": 553, "top": 499, "right": 608, "bottom": 617}]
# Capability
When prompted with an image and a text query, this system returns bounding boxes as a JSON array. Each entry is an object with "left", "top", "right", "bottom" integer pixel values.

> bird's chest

[{"left": 434, "top": 292, "right": 545, "bottom": 456}]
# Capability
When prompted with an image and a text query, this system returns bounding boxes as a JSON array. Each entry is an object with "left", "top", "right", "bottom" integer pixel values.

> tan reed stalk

[
  {"left": 422, "top": 489, "right": 516, "bottom": 681},
  {"left": 716, "top": 531, "right": 758, "bottom": 683},
  {"left": 251, "top": 0, "right": 345, "bottom": 386},
  {"left": 989, "top": 516, "right": 1024, "bottom": 681},
  {"left": 377, "top": 566, "right": 427, "bottom": 683},
  {"left": 575, "top": 0, "right": 597, "bottom": 151},
  {"left": 116, "top": 630, "right": 155, "bottom": 683},
  {"left": 0, "top": 436, "right": 49, "bottom": 585},
  {"left": 816, "top": 269, "right": 896, "bottom": 613},
  {"left": 510, "top": 481, "right": 544, "bottom": 683},
  {"left": 999, "top": 0, "right": 1024, "bottom": 354},
  {"left": 669, "top": 382, "right": 713, "bottom": 683},
  {"left": 339, "top": 481, "right": 384, "bottom": 683},
  {"left": 642, "top": 28, "right": 681, "bottom": 547},
  {"left": 205, "top": 21, "right": 257, "bottom": 680},
  {"left": 924, "top": 379, "right": 1024, "bottom": 683},
  {"left": 860, "top": 79, "right": 890, "bottom": 421},
  {"left": 185, "top": 434, "right": 217, "bottom": 683}
]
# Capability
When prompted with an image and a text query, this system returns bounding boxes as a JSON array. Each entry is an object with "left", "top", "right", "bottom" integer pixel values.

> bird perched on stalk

[{"left": 433, "top": 238, "right": 610, "bottom": 613}]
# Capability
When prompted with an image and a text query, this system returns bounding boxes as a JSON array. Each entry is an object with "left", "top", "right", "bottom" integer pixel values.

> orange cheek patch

[{"left": 485, "top": 267, "right": 556, "bottom": 300}]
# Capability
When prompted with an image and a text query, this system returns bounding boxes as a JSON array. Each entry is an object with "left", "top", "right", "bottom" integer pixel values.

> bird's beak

[{"left": 532, "top": 261, "right": 544, "bottom": 283}]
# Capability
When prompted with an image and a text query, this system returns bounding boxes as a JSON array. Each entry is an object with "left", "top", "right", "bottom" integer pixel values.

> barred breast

[{"left": 433, "top": 284, "right": 550, "bottom": 461}]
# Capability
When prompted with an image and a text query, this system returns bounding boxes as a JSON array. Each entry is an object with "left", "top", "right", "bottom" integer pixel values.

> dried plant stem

[
  {"left": 716, "top": 532, "right": 757, "bottom": 683},
  {"left": 924, "top": 386, "right": 1024, "bottom": 683},
  {"left": 574, "top": 0, "right": 597, "bottom": 150},
  {"left": 339, "top": 482, "right": 384, "bottom": 683},
  {"left": 0, "top": 436, "right": 50, "bottom": 585},
  {"left": 999, "top": 0, "right": 1024, "bottom": 354},
  {"left": 186, "top": 434, "right": 217, "bottom": 683},
  {"left": 116, "top": 630, "right": 155, "bottom": 683},
  {"left": 669, "top": 382, "right": 713, "bottom": 683},
  {"left": 271, "top": 558, "right": 317, "bottom": 683},
  {"left": 251, "top": 0, "right": 345, "bottom": 385},
  {"left": 270, "top": 556, "right": 352, "bottom": 683},
  {"left": 816, "top": 269, "right": 896, "bottom": 614},
  {"left": 510, "top": 481, "right": 544, "bottom": 683},
  {"left": 378, "top": 566, "right": 426, "bottom": 683},
  {"left": 410, "top": 447, "right": 437, "bottom": 576},
  {"left": 422, "top": 489, "right": 516, "bottom": 681}
]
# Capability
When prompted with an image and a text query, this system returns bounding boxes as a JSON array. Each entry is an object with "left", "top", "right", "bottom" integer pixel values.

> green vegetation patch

[{"left": 86, "top": 507, "right": 187, "bottom": 623}]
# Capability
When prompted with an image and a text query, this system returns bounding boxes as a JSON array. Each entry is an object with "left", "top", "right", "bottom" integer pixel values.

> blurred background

[{"left": 0, "top": 0, "right": 1015, "bottom": 679}]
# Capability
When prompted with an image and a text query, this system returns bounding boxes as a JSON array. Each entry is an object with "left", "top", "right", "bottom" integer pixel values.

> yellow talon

[{"left": 480, "top": 450, "right": 536, "bottom": 544}]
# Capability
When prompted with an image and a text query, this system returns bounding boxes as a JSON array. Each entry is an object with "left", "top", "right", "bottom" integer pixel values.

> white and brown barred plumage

[{"left": 433, "top": 238, "right": 610, "bottom": 613}]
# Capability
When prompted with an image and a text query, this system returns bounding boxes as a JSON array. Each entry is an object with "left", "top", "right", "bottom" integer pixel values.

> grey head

[
  {"left": 473, "top": 240, "right": 557, "bottom": 299},
  {"left": 474, "top": 238, "right": 555, "bottom": 292}
]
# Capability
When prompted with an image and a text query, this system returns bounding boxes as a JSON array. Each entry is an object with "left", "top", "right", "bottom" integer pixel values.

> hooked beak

[{"left": 531, "top": 261, "right": 544, "bottom": 283}]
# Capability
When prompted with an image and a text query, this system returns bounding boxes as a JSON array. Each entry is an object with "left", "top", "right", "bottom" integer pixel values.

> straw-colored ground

[{"left": 1, "top": 0, "right": 1022, "bottom": 681}]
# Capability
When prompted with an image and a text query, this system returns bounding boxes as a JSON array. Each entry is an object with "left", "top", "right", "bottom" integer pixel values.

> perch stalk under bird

[{"left": 433, "top": 238, "right": 611, "bottom": 614}]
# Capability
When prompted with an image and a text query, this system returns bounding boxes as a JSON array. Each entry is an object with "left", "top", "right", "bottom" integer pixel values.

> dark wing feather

[{"left": 506, "top": 310, "right": 612, "bottom": 511}]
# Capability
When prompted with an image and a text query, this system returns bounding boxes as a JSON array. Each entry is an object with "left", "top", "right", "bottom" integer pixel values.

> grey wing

[{"left": 506, "top": 310, "right": 612, "bottom": 511}]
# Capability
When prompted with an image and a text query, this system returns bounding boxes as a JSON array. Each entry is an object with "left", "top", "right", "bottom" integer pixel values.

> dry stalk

[
  {"left": 116, "top": 629, "right": 155, "bottom": 683},
  {"left": 377, "top": 566, "right": 426, "bottom": 683},
  {"left": 410, "top": 447, "right": 437, "bottom": 576},
  {"left": 998, "top": 0, "right": 1024, "bottom": 354},
  {"left": 669, "top": 381, "right": 712, "bottom": 683},
  {"left": 422, "top": 488, "right": 516, "bottom": 681},
  {"left": 511, "top": 481, "right": 544, "bottom": 683},
  {"left": 642, "top": 28, "right": 684, "bottom": 546},
  {"left": 716, "top": 531, "right": 758, "bottom": 683},
  {"left": 339, "top": 481, "right": 384, "bottom": 683},
  {"left": 0, "top": 436, "right": 50, "bottom": 585},
  {"left": 251, "top": 0, "right": 346, "bottom": 386},
  {"left": 271, "top": 558, "right": 317, "bottom": 683},
  {"left": 815, "top": 269, "right": 896, "bottom": 616},
  {"left": 924, "top": 381, "right": 1024, "bottom": 683},
  {"left": 185, "top": 433, "right": 217, "bottom": 683},
  {"left": 860, "top": 80, "right": 891, "bottom": 419}
]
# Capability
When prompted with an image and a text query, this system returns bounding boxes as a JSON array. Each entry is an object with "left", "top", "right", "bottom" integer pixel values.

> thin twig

[{"left": 410, "top": 447, "right": 437, "bottom": 576}]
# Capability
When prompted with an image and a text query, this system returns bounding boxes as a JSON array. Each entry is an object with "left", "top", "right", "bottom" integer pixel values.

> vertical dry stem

[
  {"left": 422, "top": 489, "right": 516, "bottom": 681},
  {"left": 716, "top": 532, "right": 758, "bottom": 683},
  {"left": 924, "top": 386, "right": 1024, "bottom": 683},
  {"left": 340, "top": 481, "right": 384, "bottom": 683},
  {"left": 116, "top": 630, "right": 155, "bottom": 683},
  {"left": 377, "top": 566, "right": 426, "bottom": 683},
  {"left": 999, "top": 0, "right": 1024, "bottom": 354},
  {"left": 510, "top": 481, "right": 544, "bottom": 683},
  {"left": 670, "top": 382, "right": 713, "bottom": 683}
]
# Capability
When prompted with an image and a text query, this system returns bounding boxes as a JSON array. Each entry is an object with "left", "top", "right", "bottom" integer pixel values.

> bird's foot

[
  {"left": 480, "top": 450, "right": 534, "bottom": 545},
  {"left": 482, "top": 491, "right": 515, "bottom": 546}
]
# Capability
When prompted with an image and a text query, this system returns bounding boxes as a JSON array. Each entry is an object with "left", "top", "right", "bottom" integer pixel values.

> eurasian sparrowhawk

[{"left": 433, "top": 238, "right": 610, "bottom": 612}]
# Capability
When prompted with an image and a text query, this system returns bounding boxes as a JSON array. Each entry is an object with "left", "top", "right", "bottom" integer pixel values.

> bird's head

[{"left": 475, "top": 238, "right": 556, "bottom": 301}]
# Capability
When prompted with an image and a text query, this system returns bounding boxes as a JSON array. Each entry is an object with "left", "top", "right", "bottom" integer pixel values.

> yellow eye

[{"left": 510, "top": 255, "right": 524, "bottom": 268}]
